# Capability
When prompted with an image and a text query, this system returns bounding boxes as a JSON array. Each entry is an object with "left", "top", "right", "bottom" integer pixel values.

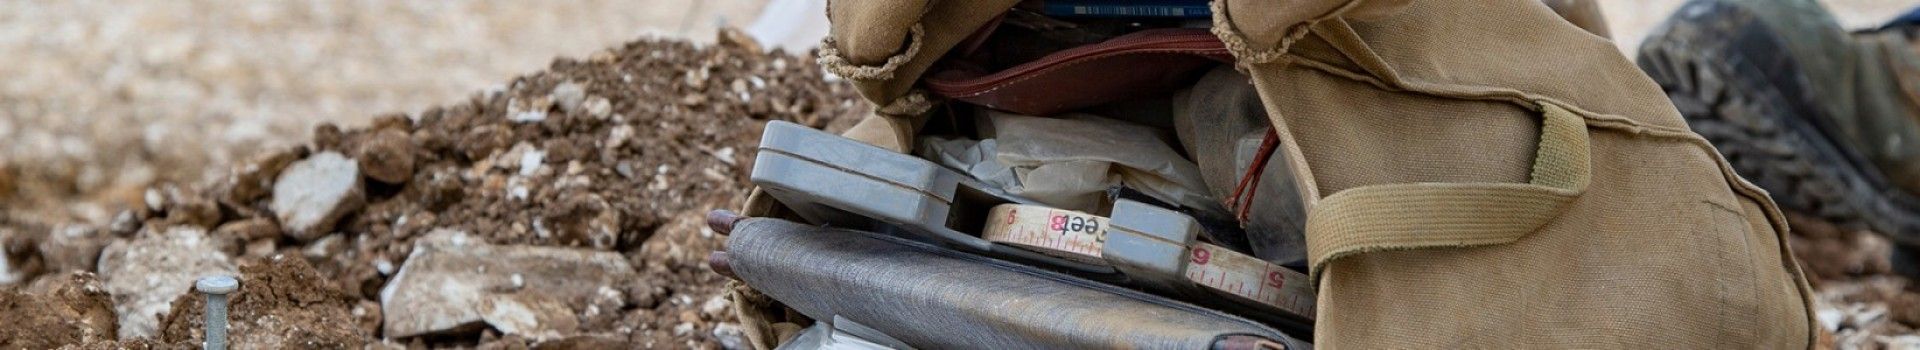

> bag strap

[{"left": 1304, "top": 102, "right": 1591, "bottom": 284}]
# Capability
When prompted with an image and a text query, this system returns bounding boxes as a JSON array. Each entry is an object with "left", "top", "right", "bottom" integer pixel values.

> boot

[{"left": 1638, "top": 0, "right": 1920, "bottom": 264}]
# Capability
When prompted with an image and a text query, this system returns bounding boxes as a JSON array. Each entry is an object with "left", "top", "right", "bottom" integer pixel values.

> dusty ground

[{"left": 1, "top": 0, "right": 1917, "bottom": 348}]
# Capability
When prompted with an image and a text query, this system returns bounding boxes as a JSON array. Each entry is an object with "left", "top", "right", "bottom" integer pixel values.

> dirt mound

[
  {"left": 1, "top": 32, "right": 864, "bottom": 348},
  {"left": 190, "top": 35, "right": 858, "bottom": 347},
  {"left": 0, "top": 272, "right": 118, "bottom": 348}
]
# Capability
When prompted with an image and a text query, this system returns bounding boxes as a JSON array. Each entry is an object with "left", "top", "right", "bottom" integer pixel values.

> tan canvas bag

[
  {"left": 736, "top": 0, "right": 1818, "bottom": 348},
  {"left": 1210, "top": 0, "right": 1814, "bottom": 347}
]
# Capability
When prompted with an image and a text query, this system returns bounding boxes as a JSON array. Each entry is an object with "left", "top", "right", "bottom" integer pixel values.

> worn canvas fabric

[
  {"left": 736, "top": 0, "right": 1818, "bottom": 348},
  {"left": 1211, "top": 0, "right": 1814, "bottom": 347}
]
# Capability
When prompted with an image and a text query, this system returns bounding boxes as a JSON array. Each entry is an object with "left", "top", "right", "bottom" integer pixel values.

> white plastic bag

[{"left": 924, "top": 111, "right": 1227, "bottom": 217}]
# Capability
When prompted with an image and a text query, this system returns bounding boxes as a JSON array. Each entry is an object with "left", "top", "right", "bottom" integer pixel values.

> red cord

[{"left": 1226, "top": 129, "right": 1281, "bottom": 224}]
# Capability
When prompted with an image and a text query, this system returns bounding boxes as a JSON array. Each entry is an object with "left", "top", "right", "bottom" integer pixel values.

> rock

[
  {"left": 143, "top": 188, "right": 166, "bottom": 213},
  {"left": 380, "top": 229, "right": 636, "bottom": 340},
  {"left": 213, "top": 218, "right": 282, "bottom": 241},
  {"left": 96, "top": 226, "right": 237, "bottom": 339},
  {"left": 552, "top": 82, "right": 587, "bottom": 115},
  {"left": 712, "top": 323, "right": 747, "bottom": 350},
  {"left": 540, "top": 192, "right": 619, "bottom": 249},
  {"left": 270, "top": 152, "right": 366, "bottom": 241},
  {"left": 1882, "top": 335, "right": 1920, "bottom": 348},
  {"left": 244, "top": 239, "right": 277, "bottom": 259},
  {"left": 515, "top": 145, "right": 546, "bottom": 177},
  {"left": 304, "top": 234, "right": 347, "bottom": 259},
  {"left": 717, "top": 27, "right": 763, "bottom": 53},
  {"left": 354, "top": 300, "right": 384, "bottom": 338},
  {"left": 478, "top": 293, "right": 579, "bottom": 339},
  {"left": 36, "top": 224, "right": 111, "bottom": 273},
  {"left": 460, "top": 124, "right": 516, "bottom": 160},
  {"left": 161, "top": 193, "right": 221, "bottom": 229},
  {"left": 356, "top": 129, "right": 417, "bottom": 184},
  {"left": 222, "top": 148, "right": 303, "bottom": 208},
  {"left": 371, "top": 113, "right": 414, "bottom": 131},
  {"left": 314, "top": 123, "right": 346, "bottom": 151},
  {"left": 508, "top": 96, "right": 552, "bottom": 123},
  {"left": 107, "top": 210, "right": 141, "bottom": 237},
  {"left": 0, "top": 227, "right": 28, "bottom": 287},
  {"left": 583, "top": 97, "right": 612, "bottom": 120}
]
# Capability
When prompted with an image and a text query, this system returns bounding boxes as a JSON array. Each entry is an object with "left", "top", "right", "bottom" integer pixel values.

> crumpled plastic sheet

[{"left": 920, "top": 111, "right": 1229, "bottom": 218}]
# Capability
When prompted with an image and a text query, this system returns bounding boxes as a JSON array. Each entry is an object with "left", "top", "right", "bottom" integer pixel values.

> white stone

[
  {"left": 270, "top": 152, "right": 365, "bottom": 241},
  {"left": 713, "top": 323, "right": 747, "bottom": 350},
  {"left": 97, "top": 227, "right": 238, "bottom": 339},
  {"left": 380, "top": 230, "right": 634, "bottom": 339},
  {"left": 1817, "top": 307, "right": 1844, "bottom": 331},
  {"left": 551, "top": 81, "right": 586, "bottom": 114},
  {"left": 701, "top": 295, "right": 731, "bottom": 316},
  {"left": 507, "top": 97, "right": 549, "bottom": 123},
  {"left": 584, "top": 97, "right": 612, "bottom": 119},
  {"left": 507, "top": 177, "right": 530, "bottom": 201},
  {"left": 0, "top": 239, "right": 22, "bottom": 286},
  {"left": 374, "top": 258, "right": 395, "bottom": 276},
  {"left": 144, "top": 188, "right": 165, "bottom": 211},
  {"left": 517, "top": 148, "right": 546, "bottom": 176},
  {"left": 1878, "top": 335, "right": 1920, "bottom": 348}
]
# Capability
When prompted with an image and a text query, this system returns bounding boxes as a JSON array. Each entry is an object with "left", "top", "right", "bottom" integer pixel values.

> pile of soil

[{"left": 0, "top": 31, "right": 865, "bottom": 348}]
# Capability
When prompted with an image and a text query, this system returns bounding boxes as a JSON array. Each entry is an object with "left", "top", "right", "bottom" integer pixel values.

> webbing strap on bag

[{"left": 1303, "top": 102, "right": 1591, "bottom": 283}]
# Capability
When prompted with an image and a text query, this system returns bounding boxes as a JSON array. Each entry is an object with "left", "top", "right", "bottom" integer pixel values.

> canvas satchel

[{"left": 1210, "top": 0, "right": 1816, "bottom": 347}]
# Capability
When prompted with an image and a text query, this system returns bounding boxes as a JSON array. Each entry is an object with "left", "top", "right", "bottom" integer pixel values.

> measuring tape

[
  {"left": 980, "top": 203, "right": 1315, "bottom": 320},
  {"left": 981, "top": 205, "right": 1109, "bottom": 264}
]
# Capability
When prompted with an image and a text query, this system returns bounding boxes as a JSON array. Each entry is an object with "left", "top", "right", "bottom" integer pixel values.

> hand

[{"left": 706, "top": 210, "right": 745, "bottom": 279}]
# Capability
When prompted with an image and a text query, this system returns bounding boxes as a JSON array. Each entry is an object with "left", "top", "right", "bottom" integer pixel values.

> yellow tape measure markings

[
  {"left": 982, "top": 204, "right": 1108, "bottom": 263},
  {"left": 1186, "top": 243, "right": 1315, "bottom": 317}
]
